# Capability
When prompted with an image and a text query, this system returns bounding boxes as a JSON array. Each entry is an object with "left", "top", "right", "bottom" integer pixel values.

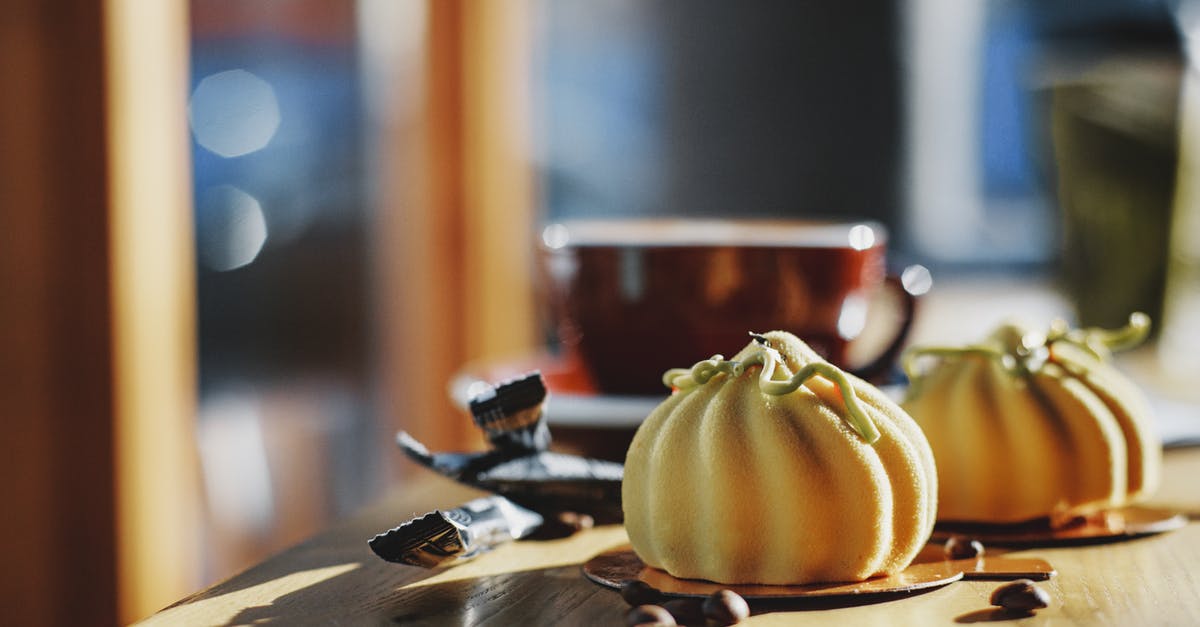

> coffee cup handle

[{"left": 848, "top": 267, "right": 925, "bottom": 384}]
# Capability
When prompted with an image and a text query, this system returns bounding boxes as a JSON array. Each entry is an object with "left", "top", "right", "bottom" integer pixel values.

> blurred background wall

[{"left": 2, "top": 0, "right": 1197, "bottom": 624}]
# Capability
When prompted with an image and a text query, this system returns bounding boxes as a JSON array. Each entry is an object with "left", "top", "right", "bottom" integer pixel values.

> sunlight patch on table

[{"left": 139, "top": 562, "right": 360, "bottom": 625}]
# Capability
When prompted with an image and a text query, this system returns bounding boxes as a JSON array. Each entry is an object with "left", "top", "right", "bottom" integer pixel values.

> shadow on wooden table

[
  {"left": 167, "top": 551, "right": 958, "bottom": 626},
  {"left": 955, "top": 607, "right": 1037, "bottom": 623},
  {"left": 210, "top": 562, "right": 626, "bottom": 626},
  {"left": 747, "top": 584, "right": 950, "bottom": 614},
  {"left": 375, "top": 566, "right": 953, "bottom": 625}
]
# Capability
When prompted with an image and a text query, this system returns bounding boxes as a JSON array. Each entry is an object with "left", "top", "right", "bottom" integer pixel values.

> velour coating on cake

[
  {"left": 622, "top": 331, "right": 938, "bottom": 585},
  {"left": 901, "top": 314, "right": 1161, "bottom": 524}
]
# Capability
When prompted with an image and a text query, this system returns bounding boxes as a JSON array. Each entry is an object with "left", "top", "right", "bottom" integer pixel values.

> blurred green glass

[{"left": 1051, "top": 56, "right": 1183, "bottom": 332}]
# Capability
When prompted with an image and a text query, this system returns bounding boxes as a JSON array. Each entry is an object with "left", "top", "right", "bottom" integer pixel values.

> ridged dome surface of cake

[
  {"left": 901, "top": 314, "right": 1161, "bottom": 524},
  {"left": 622, "top": 331, "right": 938, "bottom": 585}
]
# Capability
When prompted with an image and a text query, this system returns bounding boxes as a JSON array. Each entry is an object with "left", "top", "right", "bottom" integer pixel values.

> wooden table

[{"left": 145, "top": 448, "right": 1200, "bottom": 626}]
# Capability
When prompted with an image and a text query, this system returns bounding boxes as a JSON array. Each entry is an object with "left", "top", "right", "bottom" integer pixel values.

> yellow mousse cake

[
  {"left": 622, "top": 331, "right": 938, "bottom": 585},
  {"left": 901, "top": 314, "right": 1162, "bottom": 524}
]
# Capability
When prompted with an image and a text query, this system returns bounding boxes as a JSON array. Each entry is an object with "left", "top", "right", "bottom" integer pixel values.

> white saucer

[
  {"left": 449, "top": 369, "right": 662, "bottom": 428},
  {"left": 539, "top": 394, "right": 664, "bottom": 427}
]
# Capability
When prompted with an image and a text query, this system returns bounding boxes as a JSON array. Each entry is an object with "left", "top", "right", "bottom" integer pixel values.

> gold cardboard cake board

[
  {"left": 931, "top": 505, "right": 1187, "bottom": 547},
  {"left": 583, "top": 543, "right": 1055, "bottom": 600}
]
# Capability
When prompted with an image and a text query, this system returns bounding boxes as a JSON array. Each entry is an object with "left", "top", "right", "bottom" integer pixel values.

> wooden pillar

[
  {"left": 0, "top": 1, "right": 199, "bottom": 624},
  {"left": 0, "top": 2, "right": 118, "bottom": 625},
  {"left": 460, "top": 0, "right": 537, "bottom": 364},
  {"left": 104, "top": 0, "right": 201, "bottom": 622},
  {"left": 374, "top": 0, "right": 536, "bottom": 457}
]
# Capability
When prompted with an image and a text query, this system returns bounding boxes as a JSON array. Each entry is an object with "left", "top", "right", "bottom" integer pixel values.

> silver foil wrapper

[{"left": 368, "top": 495, "right": 544, "bottom": 568}]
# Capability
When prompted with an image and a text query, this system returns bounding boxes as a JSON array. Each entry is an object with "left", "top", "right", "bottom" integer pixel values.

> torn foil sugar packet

[
  {"left": 392, "top": 371, "right": 624, "bottom": 523},
  {"left": 368, "top": 495, "right": 543, "bottom": 568},
  {"left": 395, "top": 428, "right": 624, "bottom": 523},
  {"left": 469, "top": 371, "right": 551, "bottom": 453}
]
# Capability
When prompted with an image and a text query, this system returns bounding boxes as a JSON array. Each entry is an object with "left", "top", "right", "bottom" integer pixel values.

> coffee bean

[
  {"left": 702, "top": 589, "right": 750, "bottom": 625},
  {"left": 625, "top": 604, "right": 676, "bottom": 626},
  {"left": 990, "top": 579, "right": 1050, "bottom": 612},
  {"left": 943, "top": 535, "right": 985, "bottom": 560},
  {"left": 660, "top": 598, "right": 705, "bottom": 625},
  {"left": 620, "top": 580, "right": 662, "bottom": 607}
]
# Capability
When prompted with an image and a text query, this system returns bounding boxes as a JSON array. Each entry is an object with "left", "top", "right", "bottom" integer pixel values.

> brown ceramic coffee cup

[{"left": 537, "top": 219, "right": 919, "bottom": 396}]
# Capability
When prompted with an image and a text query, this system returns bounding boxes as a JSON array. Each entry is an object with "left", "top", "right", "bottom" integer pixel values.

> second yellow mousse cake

[
  {"left": 622, "top": 331, "right": 937, "bottom": 585},
  {"left": 901, "top": 314, "right": 1162, "bottom": 525}
]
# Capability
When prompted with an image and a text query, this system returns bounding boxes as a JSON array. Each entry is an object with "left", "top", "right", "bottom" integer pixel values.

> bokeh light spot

[
  {"left": 189, "top": 69, "right": 281, "bottom": 158},
  {"left": 837, "top": 294, "right": 869, "bottom": 340},
  {"left": 197, "top": 185, "right": 269, "bottom": 272},
  {"left": 542, "top": 223, "right": 570, "bottom": 249},
  {"left": 901, "top": 264, "right": 934, "bottom": 296},
  {"left": 848, "top": 224, "right": 876, "bottom": 251}
]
